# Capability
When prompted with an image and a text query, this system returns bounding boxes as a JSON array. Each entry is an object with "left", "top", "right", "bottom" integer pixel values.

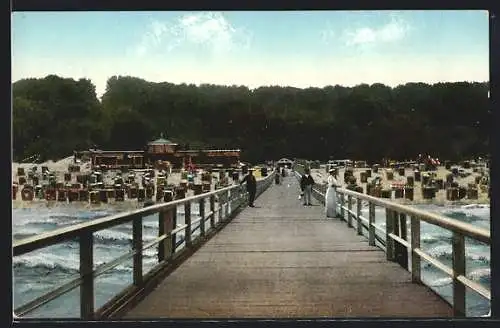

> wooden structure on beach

[
  {"left": 88, "top": 150, "right": 145, "bottom": 169},
  {"left": 76, "top": 136, "right": 241, "bottom": 170}
]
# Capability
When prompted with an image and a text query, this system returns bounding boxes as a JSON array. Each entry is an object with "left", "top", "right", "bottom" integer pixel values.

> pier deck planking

[{"left": 125, "top": 175, "right": 453, "bottom": 318}]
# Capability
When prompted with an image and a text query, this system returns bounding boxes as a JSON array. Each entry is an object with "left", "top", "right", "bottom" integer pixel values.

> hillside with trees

[{"left": 12, "top": 75, "right": 490, "bottom": 164}]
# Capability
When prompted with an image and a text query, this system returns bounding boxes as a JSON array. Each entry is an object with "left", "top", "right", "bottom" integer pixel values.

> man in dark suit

[
  {"left": 241, "top": 168, "right": 257, "bottom": 207},
  {"left": 300, "top": 168, "right": 315, "bottom": 206}
]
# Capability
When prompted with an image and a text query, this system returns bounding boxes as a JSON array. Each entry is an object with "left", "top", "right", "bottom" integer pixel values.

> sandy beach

[
  {"left": 310, "top": 165, "right": 489, "bottom": 206},
  {"left": 11, "top": 156, "right": 261, "bottom": 209}
]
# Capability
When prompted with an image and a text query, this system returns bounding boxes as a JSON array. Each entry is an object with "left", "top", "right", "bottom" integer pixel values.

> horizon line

[{"left": 12, "top": 74, "right": 490, "bottom": 91}]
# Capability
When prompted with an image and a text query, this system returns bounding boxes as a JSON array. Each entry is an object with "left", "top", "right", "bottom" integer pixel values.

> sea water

[{"left": 12, "top": 202, "right": 490, "bottom": 318}]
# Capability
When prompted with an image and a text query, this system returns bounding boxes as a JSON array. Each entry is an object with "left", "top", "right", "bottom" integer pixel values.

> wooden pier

[{"left": 124, "top": 176, "right": 453, "bottom": 318}]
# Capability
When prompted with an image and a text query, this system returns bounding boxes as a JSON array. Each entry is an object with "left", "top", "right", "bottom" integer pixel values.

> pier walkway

[{"left": 124, "top": 175, "right": 452, "bottom": 318}]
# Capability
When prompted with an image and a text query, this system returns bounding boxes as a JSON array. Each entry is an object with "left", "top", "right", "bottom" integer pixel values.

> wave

[
  {"left": 110, "top": 221, "right": 159, "bottom": 233},
  {"left": 143, "top": 248, "right": 158, "bottom": 258},
  {"left": 14, "top": 252, "right": 80, "bottom": 275},
  {"left": 420, "top": 233, "right": 452, "bottom": 245},
  {"left": 14, "top": 249, "right": 140, "bottom": 279},
  {"left": 461, "top": 204, "right": 490, "bottom": 210},
  {"left": 94, "top": 230, "right": 133, "bottom": 246},
  {"left": 423, "top": 244, "right": 490, "bottom": 265},
  {"left": 428, "top": 277, "right": 453, "bottom": 287},
  {"left": 12, "top": 209, "right": 113, "bottom": 230},
  {"left": 143, "top": 221, "right": 159, "bottom": 229},
  {"left": 468, "top": 268, "right": 490, "bottom": 285},
  {"left": 16, "top": 282, "right": 54, "bottom": 294},
  {"left": 426, "top": 268, "right": 490, "bottom": 289},
  {"left": 442, "top": 211, "right": 486, "bottom": 225},
  {"left": 94, "top": 229, "right": 158, "bottom": 246}
]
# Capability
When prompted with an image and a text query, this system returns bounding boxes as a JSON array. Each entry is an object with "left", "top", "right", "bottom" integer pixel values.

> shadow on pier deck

[{"left": 124, "top": 176, "right": 452, "bottom": 318}]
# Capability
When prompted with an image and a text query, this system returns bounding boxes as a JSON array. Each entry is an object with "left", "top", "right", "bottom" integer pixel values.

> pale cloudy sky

[{"left": 11, "top": 10, "right": 489, "bottom": 98}]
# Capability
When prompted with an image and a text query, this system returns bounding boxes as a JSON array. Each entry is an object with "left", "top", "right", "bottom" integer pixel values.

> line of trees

[{"left": 12, "top": 74, "right": 490, "bottom": 164}]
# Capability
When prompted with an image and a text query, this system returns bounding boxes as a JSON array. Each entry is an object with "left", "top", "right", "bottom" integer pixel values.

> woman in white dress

[{"left": 325, "top": 168, "right": 340, "bottom": 218}]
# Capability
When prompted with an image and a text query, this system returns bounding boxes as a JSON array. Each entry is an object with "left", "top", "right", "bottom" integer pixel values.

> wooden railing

[
  {"left": 293, "top": 169, "right": 490, "bottom": 317},
  {"left": 13, "top": 171, "right": 276, "bottom": 319}
]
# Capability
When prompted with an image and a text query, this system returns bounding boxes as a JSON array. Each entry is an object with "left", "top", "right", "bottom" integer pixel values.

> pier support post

[
  {"left": 225, "top": 189, "right": 230, "bottom": 218},
  {"left": 347, "top": 195, "right": 353, "bottom": 228},
  {"left": 199, "top": 198, "right": 205, "bottom": 237},
  {"left": 385, "top": 209, "right": 395, "bottom": 261},
  {"left": 132, "top": 216, "right": 143, "bottom": 286},
  {"left": 210, "top": 195, "right": 216, "bottom": 228},
  {"left": 356, "top": 198, "right": 362, "bottom": 235},
  {"left": 340, "top": 193, "right": 345, "bottom": 221},
  {"left": 452, "top": 232, "right": 466, "bottom": 317},
  {"left": 79, "top": 231, "right": 94, "bottom": 320},
  {"left": 185, "top": 202, "right": 192, "bottom": 247},
  {"left": 368, "top": 202, "right": 375, "bottom": 246},
  {"left": 218, "top": 194, "right": 223, "bottom": 224},
  {"left": 394, "top": 213, "right": 408, "bottom": 270},
  {"left": 158, "top": 208, "right": 175, "bottom": 262},
  {"left": 410, "top": 215, "right": 421, "bottom": 283}
]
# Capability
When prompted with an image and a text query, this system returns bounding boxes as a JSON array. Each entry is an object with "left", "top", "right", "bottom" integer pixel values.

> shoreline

[{"left": 11, "top": 158, "right": 267, "bottom": 209}]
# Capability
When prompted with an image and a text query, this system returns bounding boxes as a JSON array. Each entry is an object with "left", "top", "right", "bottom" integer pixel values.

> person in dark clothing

[
  {"left": 275, "top": 167, "right": 281, "bottom": 184},
  {"left": 241, "top": 168, "right": 257, "bottom": 207},
  {"left": 300, "top": 168, "right": 315, "bottom": 206}
]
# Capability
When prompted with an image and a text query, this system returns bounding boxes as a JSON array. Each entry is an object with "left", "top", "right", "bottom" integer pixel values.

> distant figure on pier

[
  {"left": 326, "top": 168, "right": 340, "bottom": 217},
  {"left": 300, "top": 168, "right": 315, "bottom": 206},
  {"left": 241, "top": 168, "right": 257, "bottom": 207},
  {"left": 275, "top": 167, "right": 281, "bottom": 184}
]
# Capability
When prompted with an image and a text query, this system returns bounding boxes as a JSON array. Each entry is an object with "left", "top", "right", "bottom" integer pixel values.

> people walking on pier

[
  {"left": 300, "top": 168, "right": 315, "bottom": 206},
  {"left": 241, "top": 168, "right": 257, "bottom": 207},
  {"left": 325, "top": 168, "right": 340, "bottom": 217}
]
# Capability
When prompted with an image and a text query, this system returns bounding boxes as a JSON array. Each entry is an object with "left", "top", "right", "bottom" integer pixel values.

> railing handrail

[
  {"left": 14, "top": 180, "right": 252, "bottom": 257},
  {"left": 336, "top": 187, "right": 490, "bottom": 244}
]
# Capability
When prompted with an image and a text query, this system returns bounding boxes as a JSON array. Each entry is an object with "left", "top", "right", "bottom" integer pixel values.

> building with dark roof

[{"left": 79, "top": 135, "right": 241, "bottom": 170}]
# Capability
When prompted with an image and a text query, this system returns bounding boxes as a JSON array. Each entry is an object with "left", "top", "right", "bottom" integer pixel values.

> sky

[{"left": 11, "top": 10, "right": 490, "bottom": 98}]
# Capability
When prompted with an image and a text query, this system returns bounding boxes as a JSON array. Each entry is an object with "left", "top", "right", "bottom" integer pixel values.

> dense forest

[{"left": 12, "top": 75, "right": 490, "bottom": 164}]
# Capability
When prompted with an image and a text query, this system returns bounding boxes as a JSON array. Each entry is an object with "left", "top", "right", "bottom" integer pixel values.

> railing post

[
  {"left": 199, "top": 197, "right": 205, "bottom": 237},
  {"left": 452, "top": 232, "right": 466, "bottom": 317},
  {"left": 356, "top": 198, "right": 362, "bottom": 235},
  {"left": 237, "top": 185, "right": 243, "bottom": 208},
  {"left": 347, "top": 195, "right": 353, "bottom": 228},
  {"left": 228, "top": 189, "right": 232, "bottom": 217},
  {"left": 392, "top": 213, "right": 408, "bottom": 270},
  {"left": 185, "top": 201, "right": 192, "bottom": 247},
  {"left": 172, "top": 207, "right": 178, "bottom": 252},
  {"left": 410, "top": 215, "right": 421, "bottom": 283},
  {"left": 158, "top": 211, "right": 165, "bottom": 262},
  {"left": 158, "top": 208, "right": 175, "bottom": 262},
  {"left": 79, "top": 231, "right": 94, "bottom": 320},
  {"left": 368, "top": 202, "right": 375, "bottom": 246},
  {"left": 225, "top": 190, "right": 230, "bottom": 219},
  {"left": 218, "top": 193, "right": 223, "bottom": 223},
  {"left": 210, "top": 195, "right": 216, "bottom": 228},
  {"left": 132, "top": 216, "right": 143, "bottom": 286},
  {"left": 386, "top": 209, "right": 395, "bottom": 261},
  {"left": 340, "top": 193, "right": 345, "bottom": 220}
]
